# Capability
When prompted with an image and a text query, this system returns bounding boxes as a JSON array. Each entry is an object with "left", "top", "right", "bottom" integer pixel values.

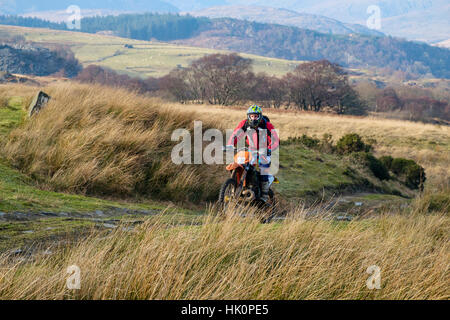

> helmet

[{"left": 247, "top": 105, "right": 262, "bottom": 128}]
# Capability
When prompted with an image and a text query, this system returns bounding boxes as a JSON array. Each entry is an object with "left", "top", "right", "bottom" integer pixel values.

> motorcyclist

[{"left": 226, "top": 105, "right": 279, "bottom": 202}]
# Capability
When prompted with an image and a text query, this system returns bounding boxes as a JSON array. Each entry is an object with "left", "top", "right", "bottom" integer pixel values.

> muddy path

[{"left": 0, "top": 191, "right": 412, "bottom": 257}]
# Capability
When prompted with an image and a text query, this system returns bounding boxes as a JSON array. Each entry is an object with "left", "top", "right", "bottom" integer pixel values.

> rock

[
  {"left": 102, "top": 223, "right": 117, "bottom": 229},
  {"left": 12, "top": 249, "right": 23, "bottom": 255},
  {"left": 95, "top": 210, "right": 105, "bottom": 217},
  {"left": 140, "top": 209, "right": 159, "bottom": 215},
  {"left": 58, "top": 212, "right": 69, "bottom": 217},
  {"left": 22, "top": 230, "right": 34, "bottom": 234},
  {"left": 354, "top": 202, "right": 363, "bottom": 206},
  {"left": 0, "top": 71, "right": 15, "bottom": 82},
  {"left": 336, "top": 215, "right": 353, "bottom": 221},
  {"left": 29, "top": 91, "right": 51, "bottom": 117},
  {"left": 0, "top": 43, "right": 80, "bottom": 77},
  {"left": 5, "top": 212, "right": 28, "bottom": 221},
  {"left": 40, "top": 211, "right": 58, "bottom": 217}
]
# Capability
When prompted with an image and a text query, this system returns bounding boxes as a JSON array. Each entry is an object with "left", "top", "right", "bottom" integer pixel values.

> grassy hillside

[
  {"left": 1, "top": 83, "right": 424, "bottom": 205},
  {"left": 167, "top": 103, "right": 450, "bottom": 189},
  {"left": 0, "top": 25, "right": 303, "bottom": 78},
  {"left": 190, "top": 5, "right": 384, "bottom": 37},
  {"left": 0, "top": 83, "right": 225, "bottom": 203},
  {"left": 0, "top": 89, "right": 174, "bottom": 213},
  {"left": 0, "top": 82, "right": 448, "bottom": 300}
]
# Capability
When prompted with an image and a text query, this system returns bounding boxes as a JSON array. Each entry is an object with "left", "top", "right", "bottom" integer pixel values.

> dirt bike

[{"left": 218, "top": 147, "right": 278, "bottom": 223}]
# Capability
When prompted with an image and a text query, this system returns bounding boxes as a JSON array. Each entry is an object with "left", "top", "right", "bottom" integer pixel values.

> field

[
  {"left": 0, "top": 82, "right": 448, "bottom": 300},
  {"left": 0, "top": 25, "right": 303, "bottom": 78},
  {"left": 2, "top": 24, "right": 448, "bottom": 95}
]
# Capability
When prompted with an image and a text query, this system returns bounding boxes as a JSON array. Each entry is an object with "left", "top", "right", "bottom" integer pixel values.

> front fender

[{"left": 226, "top": 163, "right": 242, "bottom": 171}]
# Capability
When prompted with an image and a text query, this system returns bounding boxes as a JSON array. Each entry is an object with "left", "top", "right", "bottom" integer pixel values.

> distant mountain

[
  {"left": 0, "top": 0, "right": 179, "bottom": 15},
  {"left": 167, "top": 0, "right": 450, "bottom": 43},
  {"left": 171, "top": 18, "right": 450, "bottom": 78},
  {"left": 189, "top": 5, "right": 384, "bottom": 37},
  {"left": 8, "top": 1, "right": 447, "bottom": 42},
  {"left": 164, "top": 0, "right": 226, "bottom": 12},
  {"left": 1, "top": 13, "right": 448, "bottom": 78},
  {"left": 435, "top": 39, "right": 450, "bottom": 48},
  {"left": 22, "top": 9, "right": 136, "bottom": 23},
  {"left": 379, "top": 4, "right": 450, "bottom": 43},
  {"left": 296, "top": 0, "right": 450, "bottom": 43}
]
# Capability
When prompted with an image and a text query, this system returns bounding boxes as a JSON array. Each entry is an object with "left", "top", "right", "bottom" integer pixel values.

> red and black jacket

[{"left": 227, "top": 116, "right": 280, "bottom": 152}]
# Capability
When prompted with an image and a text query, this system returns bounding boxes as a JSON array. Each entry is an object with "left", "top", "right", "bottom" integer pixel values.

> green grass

[
  {"left": 277, "top": 144, "right": 362, "bottom": 198},
  {"left": 0, "top": 212, "right": 206, "bottom": 252},
  {"left": 0, "top": 218, "right": 96, "bottom": 252},
  {"left": 0, "top": 25, "right": 303, "bottom": 78},
  {"left": 0, "top": 158, "right": 165, "bottom": 213},
  {"left": 275, "top": 141, "right": 415, "bottom": 204},
  {"left": 0, "top": 96, "right": 26, "bottom": 136}
]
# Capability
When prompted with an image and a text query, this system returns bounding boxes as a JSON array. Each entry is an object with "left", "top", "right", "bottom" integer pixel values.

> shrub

[
  {"left": 427, "top": 193, "right": 450, "bottom": 212},
  {"left": 379, "top": 155, "right": 394, "bottom": 170},
  {"left": 391, "top": 158, "right": 414, "bottom": 174},
  {"left": 351, "top": 152, "right": 390, "bottom": 180},
  {"left": 390, "top": 158, "right": 426, "bottom": 190},
  {"left": 319, "top": 133, "right": 335, "bottom": 153},
  {"left": 286, "top": 134, "right": 320, "bottom": 148},
  {"left": 405, "top": 163, "right": 426, "bottom": 190},
  {"left": 336, "top": 133, "right": 372, "bottom": 154}
]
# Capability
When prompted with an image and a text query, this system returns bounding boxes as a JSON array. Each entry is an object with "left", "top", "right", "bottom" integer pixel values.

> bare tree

[
  {"left": 284, "top": 60, "right": 350, "bottom": 112},
  {"left": 375, "top": 88, "right": 403, "bottom": 112},
  {"left": 189, "top": 53, "right": 254, "bottom": 105},
  {"left": 252, "top": 73, "right": 287, "bottom": 108},
  {"left": 159, "top": 69, "right": 193, "bottom": 103}
]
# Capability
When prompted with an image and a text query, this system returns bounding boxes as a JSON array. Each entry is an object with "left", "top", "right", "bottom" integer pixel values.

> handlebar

[
  {"left": 222, "top": 146, "right": 270, "bottom": 155},
  {"left": 222, "top": 146, "right": 246, "bottom": 152}
]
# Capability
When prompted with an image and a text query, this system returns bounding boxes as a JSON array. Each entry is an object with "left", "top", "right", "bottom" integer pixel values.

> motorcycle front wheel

[{"left": 218, "top": 178, "right": 237, "bottom": 208}]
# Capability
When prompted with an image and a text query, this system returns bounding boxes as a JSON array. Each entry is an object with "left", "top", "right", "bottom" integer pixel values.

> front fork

[
  {"left": 235, "top": 169, "right": 247, "bottom": 199},
  {"left": 232, "top": 168, "right": 261, "bottom": 202}
]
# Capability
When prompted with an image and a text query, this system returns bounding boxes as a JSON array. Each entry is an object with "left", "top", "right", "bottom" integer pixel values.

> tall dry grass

[
  {"left": 0, "top": 204, "right": 448, "bottom": 300},
  {"left": 0, "top": 83, "right": 448, "bottom": 300},
  {"left": 0, "top": 96, "right": 8, "bottom": 108},
  {"left": 2, "top": 83, "right": 226, "bottom": 201}
]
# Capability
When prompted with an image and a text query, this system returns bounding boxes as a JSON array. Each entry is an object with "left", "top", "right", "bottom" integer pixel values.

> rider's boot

[{"left": 260, "top": 181, "right": 270, "bottom": 203}]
